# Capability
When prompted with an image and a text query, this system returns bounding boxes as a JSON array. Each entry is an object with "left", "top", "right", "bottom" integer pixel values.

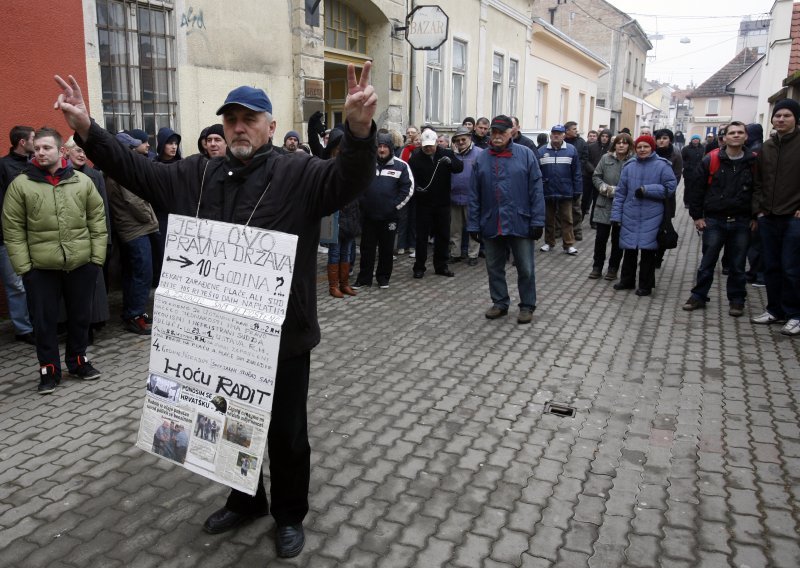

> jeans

[
  {"left": 121, "top": 235, "right": 154, "bottom": 319},
  {"left": 690, "top": 218, "right": 749, "bottom": 304},
  {"left": 758, "top": 214, "right": 800, "bottom": 319},
  {"left": 592, "top": 223, "right": 622, "bottom": 272},
  {"left": 0, "top": 244, "right": 33, "bottom": 334},
  {"left": 484, "top": 236, "right": 537, "bottom": 309},
  {"left": 357, "top": 218, "right": 396, "bottom": 285},
  {"left": 225, "top": 352, "right": 311, "bottom": 526},
  {"left": 326, "top": 236, "right": 354, "bottom": 265}
]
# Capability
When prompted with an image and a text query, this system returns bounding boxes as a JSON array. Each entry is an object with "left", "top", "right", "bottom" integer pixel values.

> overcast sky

[{"left": 607, "top": 0, "right": 775, "bottom": 88}]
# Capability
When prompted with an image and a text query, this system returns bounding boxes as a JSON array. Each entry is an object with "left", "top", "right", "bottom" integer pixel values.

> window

[
  {"left": 634, "top": 57, "right": 639, "bottom": 86},
  {"left": 425, "top": 47, "right": 442, "bottom": 123},
  {"left": 535, "top": 81, "right": 547, "bottom": 129},
  {"left": 451, "top": 40, "right": 467, "bottom": 124},
  {"left": 579, "top": 93, "right": 586, "bottom": 125},
  {"left": 707, "top": 98, "right": 720, "bottom": 115},
  {"left": 508, "top": 59, "right": 519, "bottom": 118},
  {"left": 492, "top": 53, "right": 504, "bottom": 117},
  {"left": 96, "top": 0, "right": 177, "bottom": 138},
  {"left": 324, "top": 0, "right": 367, "bottom": 53},
  {"left": 626, "top": 52, "right": 632, "bottom": 83},
  {"left": 560, "top": 87, "right": 569, "bottom": 123}
]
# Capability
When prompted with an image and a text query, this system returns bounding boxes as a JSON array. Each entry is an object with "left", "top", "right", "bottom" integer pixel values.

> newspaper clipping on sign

[{"left": 136, "top": 215, "right": 297, "bottom": 495}]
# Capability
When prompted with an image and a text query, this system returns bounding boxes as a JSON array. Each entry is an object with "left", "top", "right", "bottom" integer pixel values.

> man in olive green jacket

[{"left": 2, "top": 127, "right": 107, "bottom": 394}]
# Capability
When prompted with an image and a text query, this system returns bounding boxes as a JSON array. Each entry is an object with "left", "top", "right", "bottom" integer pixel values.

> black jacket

[
  {"left": 514, "top": 134, "right": 536, "bottom": 152},
  {"left": 408, "top": 147, "right": 463, "bottom": 207},
  {"left": 688, "top": 148, "right": 756, "bottom": 220},
  {"left": 360, "top": 157, "right": 413, "bottom": 221},
  {"left": 77, "top": 119, "right": 376, "bottom": 360},
  {"left": 0, "top": 151, "right": 30, "bottom": 245}
]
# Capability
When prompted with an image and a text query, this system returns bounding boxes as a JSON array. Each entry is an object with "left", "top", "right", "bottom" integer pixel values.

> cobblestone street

[{"left": 1, "top": 202, "right": 799, "bottom": 568}]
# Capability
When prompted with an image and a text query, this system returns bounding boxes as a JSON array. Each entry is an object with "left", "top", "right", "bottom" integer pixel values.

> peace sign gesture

[
  {"left": 344, "top": 61, "right": 377, "bottom": 138},
  {"left": 53, "top": 75, "right": 93, "bottom": 140}
]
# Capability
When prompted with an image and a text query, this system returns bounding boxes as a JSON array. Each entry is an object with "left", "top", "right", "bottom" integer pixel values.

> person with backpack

[{"left": 683, "top": 121, "right": 755, "bottom": 317}]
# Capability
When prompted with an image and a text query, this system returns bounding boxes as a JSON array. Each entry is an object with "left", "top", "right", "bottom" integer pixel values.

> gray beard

[{"left": 230, "top": 145, "right": 254, "bottom": 160}]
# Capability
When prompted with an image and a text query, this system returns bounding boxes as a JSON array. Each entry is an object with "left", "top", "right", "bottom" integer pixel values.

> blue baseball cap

[
  {"left": 216, "top": 86, "right": 273, "bottom": 115},
  {"left": 551, "top": 124, "right": 566, "bottom": 133}
]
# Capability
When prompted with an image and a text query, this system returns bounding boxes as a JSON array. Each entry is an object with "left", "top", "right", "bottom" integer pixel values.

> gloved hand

[
  {"left": 308, "top": 111, "right": 326, "bottom": 137},
  {"left": 607, "top": 185, "right": 616, "bottom": 197},
  {"left": 635, "top": 186, "right": 645, "bottom": 198},
  {"left": 529, "top": 227, "right": 543, "bottom": 240},
  {"left": 440, "top": 156, "right": 452, "bottom": 165},
  {"left": 469, "top": 232, "right": 482, "bottom": 243}
]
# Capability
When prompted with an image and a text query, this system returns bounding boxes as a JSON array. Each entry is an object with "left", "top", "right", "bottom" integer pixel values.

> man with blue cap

[{"left": 53, "top": 62, "right": 378, "bottom": 558}]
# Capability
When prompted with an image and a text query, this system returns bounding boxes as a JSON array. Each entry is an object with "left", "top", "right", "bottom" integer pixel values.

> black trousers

[
  {"left": 593, "top": 223, "right": 622, "bottom": 271},
  {"left": 225, "top": 351, "right": 311, "bottom": 526},
  {"left": 414, "top": 203, "right": 450, "bottom": 273},
  {"left": 24, "top": 263, "right": 99, "bottom": 374},
  {"left": 357, "top": 218, "right": 397, "bottom": 286},
  {"left": 620, "top": 249, "right": 657, "bottom": 290}
]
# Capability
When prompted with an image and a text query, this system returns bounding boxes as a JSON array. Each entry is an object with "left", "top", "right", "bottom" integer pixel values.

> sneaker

[
  {"left": 751, "top": 311, "right": 785, "bottom": 325},
  {"left": 683, "top": 297, "right": 705, "bottom": 311},
  {"left": 485, "top": 306, "right": 509, "bottom": 319},
  {"left": 588, "top": 270, "right": 602, "bottom": 279},
  {"left": 540, "top": 244, "right": 551, "bottom": 252},
  {"left": 409, "top": 251, "right": 416, "bottom": 258},
  {"left": 517, "top": 308, "right": 534, "bottom": 325},
  {"left": 781, "top": 319, "right": 800, "bottom": 336},
  {"left": 351, "top": 281, "right": 370, "bottom": 290},
  {"left": 397, "top": 248, "right": 405, "bottom": 255},
  {"left": 564, "top": 247, "right": 579, "bottom": 255},
  {"left": 378, "top": 282, "right": 390, "bottom": 289},
  {"left": 141, "top": 312, "right": 153, "bottom": 324},
  {"left": 69, "top": 356, "right": 101, "bottom": 380},
  {"left": 123, "top": 315, "right": 152, "bottom": 335},
  {"left": 37, "top": 365, "right": 59, "bottom": 395},
  {"left": 729, "top": 303, "right": 745, "bottom": 317},
  {"left": 752, "top": 282, "right": 765, "bottom": 288}
]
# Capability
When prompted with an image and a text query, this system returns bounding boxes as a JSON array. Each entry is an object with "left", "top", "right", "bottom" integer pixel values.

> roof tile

[{"left": 689, "top": 48, "right": 761, "bottom": 98}]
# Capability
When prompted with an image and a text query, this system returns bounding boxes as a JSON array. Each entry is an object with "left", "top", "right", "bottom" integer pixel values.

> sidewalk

[{"left": 0, "top": 201, "right": 798, "bottom": 567}]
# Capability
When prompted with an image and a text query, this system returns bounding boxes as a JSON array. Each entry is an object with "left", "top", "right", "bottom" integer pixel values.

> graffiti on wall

[{"left": 181, "top": 7, "right": 206, "bottom": 35}]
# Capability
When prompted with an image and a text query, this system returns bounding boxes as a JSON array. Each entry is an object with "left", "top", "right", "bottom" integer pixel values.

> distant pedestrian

[{"left": 538, "top": 124, "right": 581, "bottom": 255}]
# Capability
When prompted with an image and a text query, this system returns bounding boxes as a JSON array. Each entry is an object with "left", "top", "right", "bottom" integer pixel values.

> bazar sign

[{"left": 404, "top": 5, "right": 449, "bottom": 50}]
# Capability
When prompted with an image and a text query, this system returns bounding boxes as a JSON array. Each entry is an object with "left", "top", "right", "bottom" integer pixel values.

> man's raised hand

[
  {"left": 54, "top": 75, "right": 92, "bottom": 140},
  {"left": 344, "top": 61, "right": 377, "bottom": 138}
]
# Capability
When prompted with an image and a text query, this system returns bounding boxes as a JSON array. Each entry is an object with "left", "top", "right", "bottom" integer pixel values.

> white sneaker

[
  {"left": 751, "top": 311, "right": 784, "bottom": 325},
  {"left": 397, "top": 248, "right": 405, "bottom": 255},
  {"left": 409, "top": 251, "right": 416, "bottom": 258},
  {"left": 317, "top": 245, "right": 328, "bottom": 254},
  {"left": 564, "top": 246, "right": 579, "bottom": 255},
  {"left": 540, "top": 244, "right": 551, "bottom": 252},
  {"left": 781, "top": 318, "right": 800, "bottom": 336}
]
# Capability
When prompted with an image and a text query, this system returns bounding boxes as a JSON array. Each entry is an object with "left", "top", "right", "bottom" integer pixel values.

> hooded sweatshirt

[{"left": 156, "top": 127, "right": 182, "bottom": 163}]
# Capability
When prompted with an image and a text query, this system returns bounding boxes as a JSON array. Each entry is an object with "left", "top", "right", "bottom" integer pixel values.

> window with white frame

[
  {"left": 560, "top": 87, "right": 569, "bottom": 123},
  {"left": 707, "top": 98, "right": 720, "bottom": 115},
  {"left": 492, "top": 53, "right": 504, "bottom": 117},
  {"left": 508, "top": 59, "right": 519, "bottom": 118},
  {"left": 96, "top": 0, "right": 177, "bottom": 139},
  {"left": 535, "top": 81, "right": 547, "bottom": 129},
  {"left": 579, "top": 93, "right": 586, "bottom": 125},
  {"left": 425, "top": 46, "right": 442, "bottom": 123},
  {"left": 451, "top": 39, "right": 467, "bottom": 124}
]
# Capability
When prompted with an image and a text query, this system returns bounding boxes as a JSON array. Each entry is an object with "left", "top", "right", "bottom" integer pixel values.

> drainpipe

[{"left": 407, "top": 0, "right": 416, "bottom": 127}]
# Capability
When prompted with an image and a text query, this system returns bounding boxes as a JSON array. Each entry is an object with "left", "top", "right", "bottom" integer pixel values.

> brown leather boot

[
  {"left": 339, "top": 263, "right": 357, "bottom": 296},
  {"left": 327, "top": 264, "right": 344, "bottom": 298}
]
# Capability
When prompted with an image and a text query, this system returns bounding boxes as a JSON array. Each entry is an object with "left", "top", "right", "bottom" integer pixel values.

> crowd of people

[{"left": 0, "top": 64, "right": 797, "bottom": 558}]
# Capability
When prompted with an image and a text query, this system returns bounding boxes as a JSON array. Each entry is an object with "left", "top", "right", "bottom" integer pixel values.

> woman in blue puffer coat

[{"left": 610, "top": 135, "right": 677, "bottom": 296}]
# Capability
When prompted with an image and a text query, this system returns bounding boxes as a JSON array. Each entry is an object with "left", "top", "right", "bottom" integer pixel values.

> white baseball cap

[{"left": 420, "top": 130, "right": 438, "bottom": 147}]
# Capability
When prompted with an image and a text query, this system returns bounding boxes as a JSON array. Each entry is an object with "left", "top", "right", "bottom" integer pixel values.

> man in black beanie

[
  {"left": 204, "top": 124, "right": 227, "bottom": 158},
  {"left": 751, "top": 99, "right": 800, "bottom": 336}
]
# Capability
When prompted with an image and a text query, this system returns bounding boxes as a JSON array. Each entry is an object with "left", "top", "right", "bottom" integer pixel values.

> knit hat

[
  {"left": 205, "top": 124, "right": 225, "bottom": 139},
  {"left": 128, "top": 129, "right": 149, "bottom": 145},
  {"left": 116, "top": 132, "right": 141, "bottom": 149},
  {"left": 772, "top": 99, "right": 800, "bottom": 122},
  {"left": 377, "top": 132, "right": 395, "bottom": 153},
  {"left": 690, "top": 134, "right": 701, "bottom": 141},
  {"left": 634, "top": 135, "right": 656, "bottom": 150},
  {"left": 462, "top": 116, "right": 476, "bottom": 126},
  {"left": 284, "top": 130, "right": 300, "bottom": 143}
]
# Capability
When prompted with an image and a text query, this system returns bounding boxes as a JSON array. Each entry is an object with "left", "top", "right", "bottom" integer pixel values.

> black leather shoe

[
  {"left": 203, "top": 507, "right": 262, "bottom": 534},
  {"left": 635, "top": 288, "right": 652, "bottom": 297},
  {"left": 435, "top": 268, "right": 455, "bottom": 277},
  {"left": 15, "top": 332, "right": 36, "bottom": 345},
  {"left": 276, "top": 524, "right": 305, "bottom": 558},
  {"left": 413, "top": 270, "right": 424, "bottom": 279},
  {"left": 613, "top": 283, "right": 634, "bottom": 291}
]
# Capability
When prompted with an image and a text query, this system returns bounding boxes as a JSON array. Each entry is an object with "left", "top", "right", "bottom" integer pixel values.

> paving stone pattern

[{"left": 0, "top": 200, "right": 798, "bottom": 567}]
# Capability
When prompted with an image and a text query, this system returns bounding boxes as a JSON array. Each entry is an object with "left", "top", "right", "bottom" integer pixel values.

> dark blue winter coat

[
  {"left": 610, "top": 153, "right": 677, "bottom": 250},
  {"left": 537, "top": 142, "right": 582, "bottom": 200},
  {"left": 467, "top": 143, "right": 544, "bottom": 238},
  {"left": 359, "top": 157, "right": 413, "bottom": 221}
]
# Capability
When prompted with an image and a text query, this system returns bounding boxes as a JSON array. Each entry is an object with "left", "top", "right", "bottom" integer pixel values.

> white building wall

[{"left": 756, "top": 0, "right": 795, "bottom": 131}]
